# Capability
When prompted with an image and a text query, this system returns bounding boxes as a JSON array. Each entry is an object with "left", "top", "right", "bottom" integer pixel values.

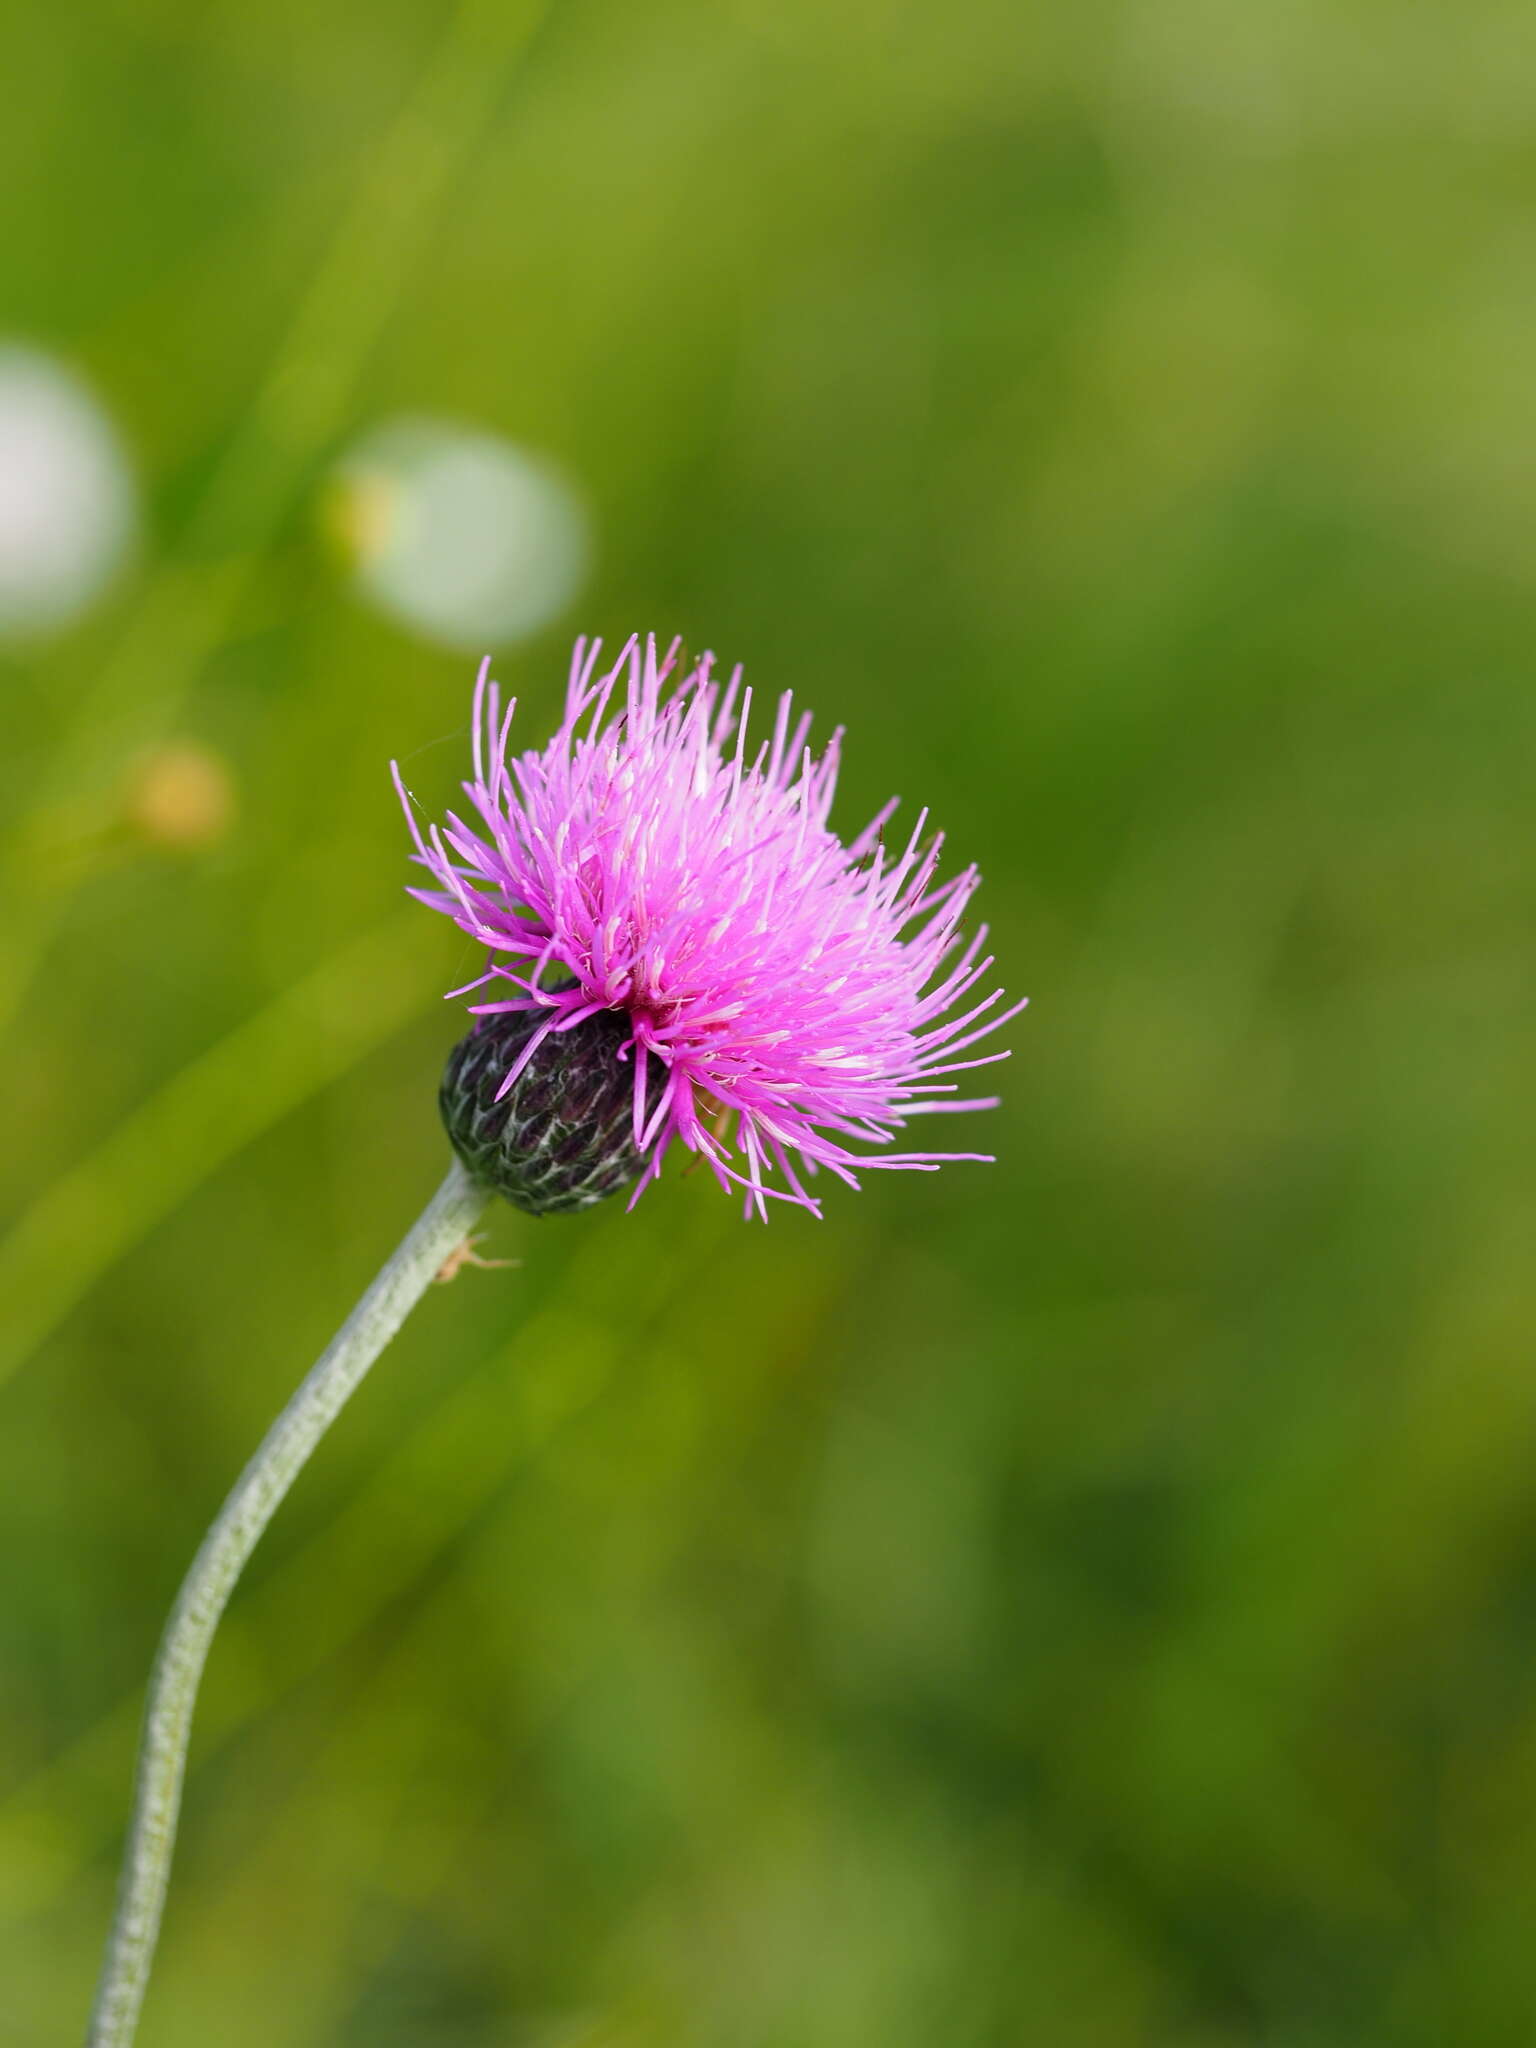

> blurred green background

[{"left": 3, "top": 0, "right": 1535, "bottom": 2042}]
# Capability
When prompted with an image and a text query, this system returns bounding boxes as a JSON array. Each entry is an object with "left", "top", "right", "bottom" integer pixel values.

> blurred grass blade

[{"left": 0, "top": 909, "right": 435, "bottom": 1391}]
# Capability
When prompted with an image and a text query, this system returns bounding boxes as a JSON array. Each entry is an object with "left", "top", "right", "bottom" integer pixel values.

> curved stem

[{"left": 84, "top": 1159, "right": 490, "bottom": 2048}]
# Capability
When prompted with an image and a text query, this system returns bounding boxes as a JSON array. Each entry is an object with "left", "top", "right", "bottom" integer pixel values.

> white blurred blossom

[
  {"left": 0, "top": 345, "right": 137, "bottom": 637},
  {"left": 328, "top": 418, "right": 589, "bottom": 650}
]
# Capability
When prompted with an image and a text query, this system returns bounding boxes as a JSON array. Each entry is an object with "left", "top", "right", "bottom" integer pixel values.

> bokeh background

[{"left": 3, "top": 1, "right": 1535, "bottom": 2042}]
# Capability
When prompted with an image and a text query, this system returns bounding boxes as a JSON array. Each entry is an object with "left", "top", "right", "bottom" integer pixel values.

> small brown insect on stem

[{"left": 433, "top": 1233, "right": 517, "bottom": 1284}]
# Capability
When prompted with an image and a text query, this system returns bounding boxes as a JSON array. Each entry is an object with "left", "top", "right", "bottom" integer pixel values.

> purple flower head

[{"left": 397, "top": 636, "right": 1024, "bottom": 1219}]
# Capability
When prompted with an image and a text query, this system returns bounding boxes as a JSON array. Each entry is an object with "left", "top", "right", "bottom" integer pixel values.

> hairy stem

[{"left": 84, "top": 1159, "right": 490, "bottom": 2048}]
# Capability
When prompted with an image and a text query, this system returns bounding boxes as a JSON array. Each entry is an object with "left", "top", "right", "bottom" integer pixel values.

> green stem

[{"left": 84, "top": 1160, "right": 490, "bottom": 2048}]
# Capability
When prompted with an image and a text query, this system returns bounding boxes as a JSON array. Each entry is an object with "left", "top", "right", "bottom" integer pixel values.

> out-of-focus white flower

[
  {"left": 0, "top": 344, "right": 137, "bottom": 638},
  {"left": 327, "top": 418, "right": 589, "bottom": 650}
]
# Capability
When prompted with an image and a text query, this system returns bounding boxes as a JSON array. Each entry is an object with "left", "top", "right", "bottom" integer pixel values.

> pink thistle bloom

[{"left": 397, "top": 635, "right": 1024, "bottom": 1220}]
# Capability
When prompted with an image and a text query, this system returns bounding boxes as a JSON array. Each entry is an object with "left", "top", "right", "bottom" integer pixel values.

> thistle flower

[
  {"left": 90, "top": 637, "right": 1025, "bottom": 2048},
  {"left": 397, "top": 635, "right": 1024, "bottom": 1219}
]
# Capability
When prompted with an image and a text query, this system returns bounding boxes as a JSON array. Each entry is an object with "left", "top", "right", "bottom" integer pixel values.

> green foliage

[{"left": 3, "top": 0, "right": 1535, "bottom": 2040}]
